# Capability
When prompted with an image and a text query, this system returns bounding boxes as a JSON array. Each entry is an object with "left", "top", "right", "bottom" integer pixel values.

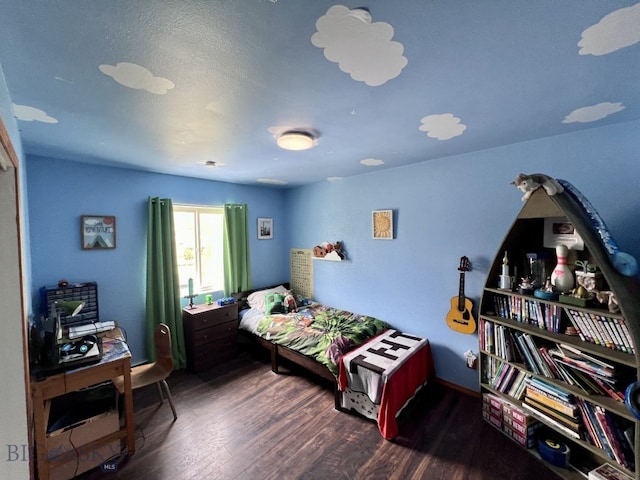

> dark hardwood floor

[{"left": 78, "top": 350, "right": 561, "bottom": 480}]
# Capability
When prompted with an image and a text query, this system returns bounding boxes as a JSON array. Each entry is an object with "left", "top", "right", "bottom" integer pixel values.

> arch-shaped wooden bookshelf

[{"left": 479, "top": 186, "right": 640, "bottom": 479}]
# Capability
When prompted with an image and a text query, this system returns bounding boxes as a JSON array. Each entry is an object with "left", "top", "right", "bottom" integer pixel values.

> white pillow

[{"left": 247, "top": 285, "right": 288, "bottom": 313}]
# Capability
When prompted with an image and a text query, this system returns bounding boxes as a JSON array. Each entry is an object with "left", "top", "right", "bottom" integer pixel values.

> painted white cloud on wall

[
  {"left": 578, "top": 3, "right": 640, "bottom": 56},
  {"left": 99, "top": 62, "right": 175, "bottom": 94},
  {"left": 419, "top": 113, "right": 466, "bottom": 140},
  {"left": 13, "top": 104, "right": 58, "bottom": 123},
  {"left": 562, "top": 102, "right": 625, "bottom": 123},
  {"left": 311, "top": 5, "right": 408, "bottom": 87},
  {"left": 360, "top": 158, "right": 384, "bottom": 167}
]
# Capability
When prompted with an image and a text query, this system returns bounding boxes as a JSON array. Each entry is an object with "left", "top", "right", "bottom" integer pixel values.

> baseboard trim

[{"left": 434, "top": 377, "right": 480, "bottom": 397}]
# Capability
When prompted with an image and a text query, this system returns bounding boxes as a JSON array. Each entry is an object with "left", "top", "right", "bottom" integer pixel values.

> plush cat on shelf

[{"left": 511, "top": 173, "right": 564, "bottom": 201}]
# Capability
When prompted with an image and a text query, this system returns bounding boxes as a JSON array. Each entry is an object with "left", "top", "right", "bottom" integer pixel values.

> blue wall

[
  {"left": 284, "top": 120, "right": 640, "bottom": 390},
  {"left": 27, "top": 156, "right": 288, "bottom": 363},
  {"left": 26, "top": 120, "right": 640, "bottom": 390}
]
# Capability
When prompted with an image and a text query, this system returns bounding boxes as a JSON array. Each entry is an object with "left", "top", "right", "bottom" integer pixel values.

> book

[
  {"left": 576, "top": 398, "right": 602, "bottom": 449},
  {"left": 523, "top": 334, "right": 552, "bottom": 377},
  {"left": 520, "top": 402, "right": 581, "bottom": 439},
  {"left": 614, "top": 318, "right": 635, "bottom": 354},
  {"left": 512, "top": 372, "right": 530, "bottom": 400},
  {"left": 588, "top": 463, "right": 633, "bottom": 480},
  {"left": 594, "top": 407, "right": 627, "bottom": 467},
  {"left": 609, "top": 317, "right": 633, "bottom": 354},
  {"left": 491, "top": 362, "right": 509, "bottom": 389},
  {"left": 524, "top": 396, "right": 581, "bottom": 431},
  {"left": 507, "top": 369, "right": 527, "bottom": 397},
  {"left": 603, "top": 410, "right": 635, "bottom": 470},
  {"left": 577, "top": 309, "right": 609, "bottom": 348},
  {"left": 501, "top": 367, "right": 522, "bottom": 394},
  {"left": 538, "top": 346, "right": 561, "bottom": 379},
  {"left": 598, "top": 315, "right": 624, "bottom": 352},
  {"left": 581, "top": 309, "right": 614, "bottom": 349},
  {"left": 569, "top": 455, "right": 600, "bottom": 479},
  {"left": 558, "top": 343, "right": 615, "bottom": 369},
  {"left": 525, "top": 386, "right": 577, "bottom": 417},
  {"left": 590, "top": 375, "right": 625, "bottom": 403},
  {"left": 549, "top": 348, "right": 617, "bottom": 380},
  {"left": 528, "top": 376, "right": 573, "bottom": 402},
  {"left": 566, "top": 309, "right": 592, "bottom": 343},
  {"left": 581, "top": 401, "right": 616, "bottom": 461},
  {"left": 495, "top": 364, "right": 515, "bottom": 392},
  {"left": 514, "top": 332, "right": 540, "bottom": 374}
]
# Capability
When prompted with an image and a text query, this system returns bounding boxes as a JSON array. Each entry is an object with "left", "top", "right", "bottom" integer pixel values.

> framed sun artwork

[{"left": 372, "top": 210, "right": 393, "bottom": 239}]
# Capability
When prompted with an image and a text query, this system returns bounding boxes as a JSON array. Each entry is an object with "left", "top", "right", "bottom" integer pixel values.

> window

[{"left": 173, "top": 205, "right": 224, "bottom": 295}]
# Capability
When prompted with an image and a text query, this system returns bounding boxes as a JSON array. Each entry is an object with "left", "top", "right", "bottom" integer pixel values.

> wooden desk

[{"left": 31, "top": 328, "right": 135, "bottom": 480}]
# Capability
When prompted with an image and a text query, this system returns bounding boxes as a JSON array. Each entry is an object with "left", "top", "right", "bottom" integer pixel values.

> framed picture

[
  {"left": 81, "top": 215, "right": 116, "bottom": 250},
  {"left": 543, "top": 217, "right": 584, "bottom": 250},
  {"left": 257, "top": 217, "right": 273, "bottom": 240},
  {"left": 372, "top": 210, "right": 393, "bottom": 239}
]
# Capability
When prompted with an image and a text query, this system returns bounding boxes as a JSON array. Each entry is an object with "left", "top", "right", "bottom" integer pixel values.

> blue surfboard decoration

[{"left": 557, "top": 179, "right": 638, "bottom": 277}]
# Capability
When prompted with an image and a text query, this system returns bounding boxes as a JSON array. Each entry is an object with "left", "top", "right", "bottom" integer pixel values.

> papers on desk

[
  {"left": 68, "top": 321, "right": 115, "bottom": 339},
  {"left": 101, "top": 337, "right": 130, "bottom": 363}
]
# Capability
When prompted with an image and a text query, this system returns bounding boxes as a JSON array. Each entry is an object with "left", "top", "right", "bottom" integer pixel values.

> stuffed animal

[
  {"left": 313, "top": 241, "right": 345, "bottom": 260},
  {"left": 595, "top": 290, "right": 620, "bottom": 314},
  {"left": 511, "top": 173, "right": 564, "bottom": 202},
  {"left": 333, "top": 242, "right": 345, "bottom": 259}
]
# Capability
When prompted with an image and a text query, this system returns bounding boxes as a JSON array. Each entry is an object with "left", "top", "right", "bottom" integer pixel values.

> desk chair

[{"left": 114, "top": 323, "right": 178, "bottom": 420}]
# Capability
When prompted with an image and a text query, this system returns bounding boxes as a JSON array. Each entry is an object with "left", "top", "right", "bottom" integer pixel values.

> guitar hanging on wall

[{"left": 446, "top": 256, "right": 476, "bottom": 334}]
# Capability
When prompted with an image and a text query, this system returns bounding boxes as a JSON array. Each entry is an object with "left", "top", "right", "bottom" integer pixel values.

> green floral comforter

[{"left": 255, "top": 304, "right": 390, "bottom": 377}]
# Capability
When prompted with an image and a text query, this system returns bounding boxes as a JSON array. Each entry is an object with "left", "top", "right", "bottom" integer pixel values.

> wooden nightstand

[{"left": 182, "top": 302, "right": 239, "bottom": 373}]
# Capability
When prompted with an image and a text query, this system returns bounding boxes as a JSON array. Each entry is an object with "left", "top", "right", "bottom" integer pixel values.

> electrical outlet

[{"left": 464, "top": 350, "right": 477, "bottom": 369}]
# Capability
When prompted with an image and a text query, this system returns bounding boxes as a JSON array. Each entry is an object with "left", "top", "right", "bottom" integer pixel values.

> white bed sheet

[{"left": 238, "top": 307, "right": 265, "bottom": 334}]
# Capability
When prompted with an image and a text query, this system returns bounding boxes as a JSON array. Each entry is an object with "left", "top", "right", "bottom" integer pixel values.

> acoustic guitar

[{"left": 446, "top": 256, "right": 476, "bottom": 334}]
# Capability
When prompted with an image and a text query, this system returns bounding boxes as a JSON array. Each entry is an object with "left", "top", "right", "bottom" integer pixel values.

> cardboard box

[
  {"left": 482, "top": 409, "right": 503, "bottom": 429},
  {"left": 503, "top": 399, "right": 538, "bottom": 426},
  {"left": 503, "top": 424, "right": 534, "bottom": 448},
  {"left": 503, "top": 419, "right": 541, "bottom": 448},
  {"left": 504, "top": 414, "right": 540, "bottom": 436},
  {"left": 482, "top": 393, "right": 504, "bottom": 411},
  {"left": 46, "top": 409, "right": 120, "bottom": 480}
]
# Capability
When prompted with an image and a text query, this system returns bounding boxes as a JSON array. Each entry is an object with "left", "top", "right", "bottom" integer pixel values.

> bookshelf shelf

[
  {"left": 482, "top": 314, "right": 637, "bottom": 368},
  {"left": 479, "top": 186, "right": 640, "bottom": 479},
  {"left": 480, "top": 353, "right": 634, "bottom": 421}
]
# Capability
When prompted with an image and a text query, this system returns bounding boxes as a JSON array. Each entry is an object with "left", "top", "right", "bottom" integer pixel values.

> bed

[{"left": 233, "top": 284, "right": 436, "bottom": 439}]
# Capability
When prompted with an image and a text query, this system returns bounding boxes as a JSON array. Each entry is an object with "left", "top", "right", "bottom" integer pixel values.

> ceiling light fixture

[{"left": 276, "top": 130, "right": 316, "bottom": 151}]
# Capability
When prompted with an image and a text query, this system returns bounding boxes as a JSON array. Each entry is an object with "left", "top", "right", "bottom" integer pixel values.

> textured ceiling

[{"left": 0, "top": 1, "right": 638, "bottom": 187}]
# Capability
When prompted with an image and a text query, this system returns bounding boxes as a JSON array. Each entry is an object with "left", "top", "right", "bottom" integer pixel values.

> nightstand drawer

[
  {"left": 184, "top": 303, "right": 238, "bottom": 331},
  {"left": 191, "top": 337, "right": 237, "bottom": 370},
  {"left": 191, "top": 321, "right": 237, "bottom": 348}
]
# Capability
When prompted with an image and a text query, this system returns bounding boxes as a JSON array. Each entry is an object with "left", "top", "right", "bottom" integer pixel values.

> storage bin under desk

[{"left": 46, "top": 409, "right": 120, "bottom": 480}]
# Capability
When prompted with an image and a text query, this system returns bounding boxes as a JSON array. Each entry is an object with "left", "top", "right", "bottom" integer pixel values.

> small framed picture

[
  {"left": 257, "top": 217, "right": 273, "bottom": 240},
  {"left": 543, "top": 217, "right": 584, "bottom": 250},
  {"left": 81, "top": 215, "right": 116, "bottom": 249},
  {"left": 372, "top": 210, "right": 393, "bottom": 239}
]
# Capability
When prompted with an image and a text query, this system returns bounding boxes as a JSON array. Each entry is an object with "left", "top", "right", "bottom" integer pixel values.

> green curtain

[
  {"left": 223, "top": 203, "right": 252, "bottom": 296},
  {"left": 146, "top": 197, "right": 186, "bottom": 369}
]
